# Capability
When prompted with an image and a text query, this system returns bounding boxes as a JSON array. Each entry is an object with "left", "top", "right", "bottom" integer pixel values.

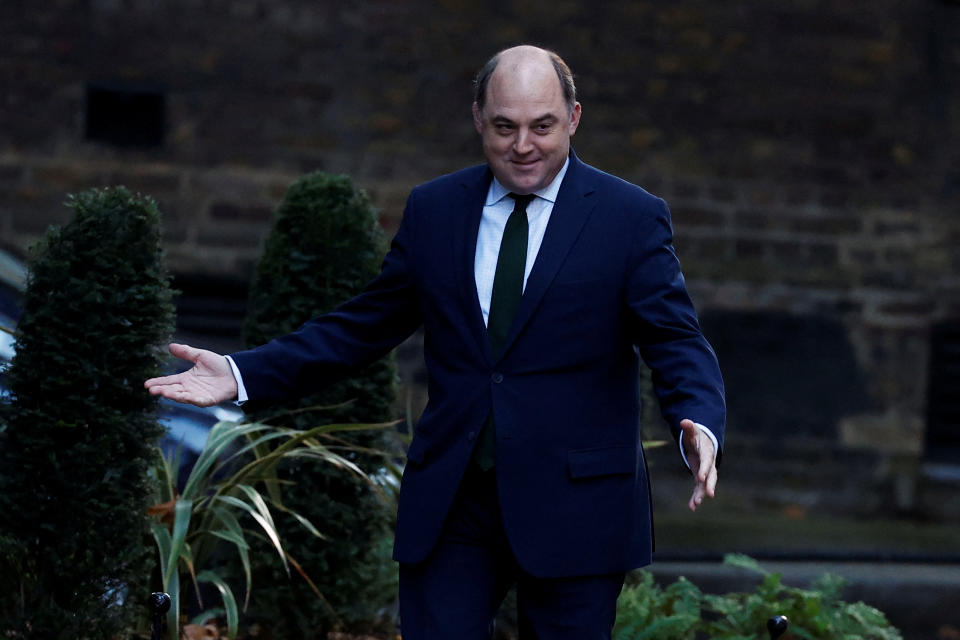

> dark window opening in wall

[
  {"left": 172, "top": 274, "right": 249, "bottom": 356},
  {"left": 924, "top": 321, "right": 960, "bottom": 465},
  {"left": 699, "top": 311, "right": 874, "bottom": 440},
  {"left": 85, "top": 82, "right": 166, "bottom": 148}
]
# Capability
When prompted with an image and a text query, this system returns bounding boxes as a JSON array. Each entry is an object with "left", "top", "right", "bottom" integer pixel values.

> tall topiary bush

[
  {"left": 0, "top": 187, "right": 174, "bottom": 639},
  {"left": 241, "top": 171, "right": 398, "bottom": 637}
]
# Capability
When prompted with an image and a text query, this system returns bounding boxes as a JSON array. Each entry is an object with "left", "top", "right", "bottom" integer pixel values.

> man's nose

[{"left": 513, "top": 128, "right": 533, "bottom": 154}]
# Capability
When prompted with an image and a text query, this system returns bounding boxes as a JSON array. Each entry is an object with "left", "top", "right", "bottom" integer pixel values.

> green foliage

[
  {"left": 614, "top": 554, "right": 902, "bottom": 640},
  {"left": 147, "top": 417, "right": 395, "bottom": 640},
  {"left": 240, "top": 171, "right": 399, "bottom": 637},
  {"left": 0, "top": 187, "right": 174, "bottom": 639},
  {"left": 615, "top": 572, "right": 702, "bottom": 639}
]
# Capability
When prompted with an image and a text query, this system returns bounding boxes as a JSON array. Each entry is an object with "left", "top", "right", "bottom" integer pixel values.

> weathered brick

[
  {"left": 675, "top": 206, "right": 724, "bottom": 227},
  {"left": 734, "top": 238, "right": 765, "bottom": 259},
  {"left": 267, "top": 179, "right": 295, "bottom": 200},
  {"left": 888, "top": 191, "right": 921, "bottom": 209},
  {"left": 831, "top": 298, "right": 864, "bottom": 315},
  {"left": 808, "top": 243, "right": 840, "bottom": 267},
  {"left": 628, "top": 128, "right": 661, "bottom": 149},
  {"left": 874, "top": 220, "right": 921, "bottom": 236},
  {"left": 196, "top": 223, "right": 268, "bottom": 249},
  {"left": 0, "top": 164, "right": 25, "bottom": 186},
  {"left": 31, "top": 165, "right": 111, "bottom": 192},
  {"left": 783, "top": 187, "right": 814, "bottom": 206},
  {"left": 791, "top": 216, "right": 862, "bottom": 235},
  {"left": 847, "top": 247, "right": 878, "bottom": 268},
  {"left": 672, "top": 180, "right": 700, "bottom": 199},
  {"left": 708, "top": 183, "right": 737, "bottom": 203},
  {"left": 743, "top": 185, "right": 777, "bottom": 207},
  {"left": 769, "top": 240, "right": 805, "bottom": 263},
  {"left": 109, "top": 168, "right": 181, "bottom": 195},
  {"left": 11, "top": 202, "right": 71, "bottom": 234},
  {"left": 878, "top": 300, "right": 935, "bottom": 316},
  {"left": 162, "top": 223, "right": 189, "bottom": 244},
  {"left": 820, "top": 190, "right": 852, "bottom": 208},
  {"left": 735, "top": 211, "right": 775, "bottom": 230},
  {"left": 690, "top": 236, "right": 728, "bottom": 260},
  {"left": 862, "top": 269, "right": 917, "bottom": 289},
  {"left": 208, "top": 201, "right": 274, "bottom": 222},
  {"left": 883, "top": 246, "right": 917, "bottom": 265}
]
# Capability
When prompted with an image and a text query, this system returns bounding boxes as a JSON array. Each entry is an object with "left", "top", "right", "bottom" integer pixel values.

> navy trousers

[{"left": 399, "top": 465, "right": 625, "bottom": 640}]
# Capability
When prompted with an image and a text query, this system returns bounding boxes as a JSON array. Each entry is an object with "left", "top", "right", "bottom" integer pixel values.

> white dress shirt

[{"left": 474, "top": 159, "right": 569, "bottom": 327}]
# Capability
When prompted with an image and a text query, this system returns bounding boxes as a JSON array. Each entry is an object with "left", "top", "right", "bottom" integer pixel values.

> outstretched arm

[
  {"left": 622, "top": 196, "right": 725, "bottom": 511},
  {"left": 144, "top": 343, "right": 238, "bottom": 407},
  {"left": 680, "top": 418, "right": 718, "bottom": 512}
]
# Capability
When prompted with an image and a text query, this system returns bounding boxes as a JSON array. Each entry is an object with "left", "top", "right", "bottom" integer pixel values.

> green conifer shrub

[
  {"left": 0, "top": 187, "right": 174, "bottom": 639},
  {"left": 241, "top": 171, "right": 398, "bottom": 637}
]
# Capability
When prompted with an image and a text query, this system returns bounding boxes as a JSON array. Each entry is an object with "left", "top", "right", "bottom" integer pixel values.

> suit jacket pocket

[{"left": 568, "top": 445, "right": 636, "bottom": 479}]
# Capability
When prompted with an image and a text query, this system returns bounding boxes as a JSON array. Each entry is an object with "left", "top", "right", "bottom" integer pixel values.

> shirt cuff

[
  {"left": 678, "top": 422, "right": 718, "bottom": 470},
  {"left": 225, "top": 355, "right": 248, "bottom": 405}
]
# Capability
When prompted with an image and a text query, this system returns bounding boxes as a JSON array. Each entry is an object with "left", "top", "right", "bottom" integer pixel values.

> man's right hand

[
  {"left": 679, "top": 418, "right": 718, "bottom": 512},
  {"left": 144, "top": 343, "right": 238, "bottom": 407}
]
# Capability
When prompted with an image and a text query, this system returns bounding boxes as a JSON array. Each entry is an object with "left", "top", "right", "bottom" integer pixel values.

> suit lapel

[
  {"left": 496, "top": 152, "right": 597, "bottom": 362},
  {"left": 453, "top": 167, "right": 495, "bottom": 363}
]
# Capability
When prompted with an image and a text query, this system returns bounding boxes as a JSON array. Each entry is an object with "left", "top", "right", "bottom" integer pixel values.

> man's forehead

[
  {"left": 487, "top": 109, "right": 560, "bottom": 123},
  {"left": 481, "top": 86, "right": 568, "bottom": 120}
]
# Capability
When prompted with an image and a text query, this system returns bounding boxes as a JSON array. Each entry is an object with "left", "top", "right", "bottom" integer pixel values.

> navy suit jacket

[{"left": 231, "top": 151, "right": 725, "bottom": 578}]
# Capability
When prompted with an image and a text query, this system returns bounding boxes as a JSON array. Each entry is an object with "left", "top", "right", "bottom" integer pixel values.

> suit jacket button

[
  {"left": 467, "top": 431, "right": 476, "bottom": 441},
  {"left": 492, "top": 372, "right": 504, "bottom": 383}
]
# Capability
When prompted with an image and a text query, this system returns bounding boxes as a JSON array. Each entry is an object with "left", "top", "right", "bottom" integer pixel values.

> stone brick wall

[{"left": 2, "top": 1, "right": 958, "bottom": 514}]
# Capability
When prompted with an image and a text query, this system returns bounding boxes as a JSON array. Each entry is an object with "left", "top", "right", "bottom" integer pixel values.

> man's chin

[{"left": 500, "top": 172, "right": 546, "bottom": 195}]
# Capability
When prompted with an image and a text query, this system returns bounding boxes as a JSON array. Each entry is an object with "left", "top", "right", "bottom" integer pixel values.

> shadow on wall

[{"left": 700, "top": 311, "right": 876, "bottom": 440}]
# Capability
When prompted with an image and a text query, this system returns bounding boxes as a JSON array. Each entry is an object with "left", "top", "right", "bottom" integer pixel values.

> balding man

[{"left": 147, "top": 46, "right": 725, "bottom": 639}]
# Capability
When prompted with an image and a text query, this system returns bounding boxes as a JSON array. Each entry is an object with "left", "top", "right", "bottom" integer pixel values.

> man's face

[{"left": 473, "top": 58, "right": 581, "bottom": 195}]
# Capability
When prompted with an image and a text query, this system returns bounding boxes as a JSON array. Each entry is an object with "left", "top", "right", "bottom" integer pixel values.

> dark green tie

[{"left": 473, "top": 193, "right": 534, "bottom": 471}]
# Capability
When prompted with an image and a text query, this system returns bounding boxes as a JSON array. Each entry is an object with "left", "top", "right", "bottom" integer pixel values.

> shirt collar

[{"left": 485, "top": 157, "right": 570, "bottom": 206}]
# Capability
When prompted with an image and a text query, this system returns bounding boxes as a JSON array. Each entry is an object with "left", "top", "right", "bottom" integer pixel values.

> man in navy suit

[{"left": 147, "top": 45, "right": 724, "bottom": 639}]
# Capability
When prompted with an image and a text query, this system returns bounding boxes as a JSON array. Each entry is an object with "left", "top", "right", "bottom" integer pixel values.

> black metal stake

[
  {"left": 767, "top": 615, "right": 789, "bottom": 639},
  {"left": 150, "top": 592, "right": 171, "bottom": 640}
]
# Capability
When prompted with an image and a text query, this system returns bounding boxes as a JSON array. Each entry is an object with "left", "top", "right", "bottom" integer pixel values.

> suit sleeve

[
  {"left": 230, "top": 197, "right": 423, "bottom": 403},
  {"left": 625, "top": 197, "right": 726, "bottom": 463}
]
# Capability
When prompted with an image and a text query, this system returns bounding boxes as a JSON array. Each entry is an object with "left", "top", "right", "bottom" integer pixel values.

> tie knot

[{"left": 509, "top": 193, "right": 535, "bottom": 211}]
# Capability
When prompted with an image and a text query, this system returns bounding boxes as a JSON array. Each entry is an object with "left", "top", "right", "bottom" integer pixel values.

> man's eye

[{"left": 496, "top": 125, "right": 514, "bottom": 134}]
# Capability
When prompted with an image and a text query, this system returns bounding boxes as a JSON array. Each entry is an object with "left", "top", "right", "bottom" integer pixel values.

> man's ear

[
  {"left": 568, "top": 102, "right": 582, "bottom": 136},
  {"left": 472, "top": 102, "right": 484, "bottom": 135}
]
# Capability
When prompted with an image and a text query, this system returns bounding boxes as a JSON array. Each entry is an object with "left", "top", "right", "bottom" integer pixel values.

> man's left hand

[{"left": 680, "top": 418, "right": 718, "bottom": 512}]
